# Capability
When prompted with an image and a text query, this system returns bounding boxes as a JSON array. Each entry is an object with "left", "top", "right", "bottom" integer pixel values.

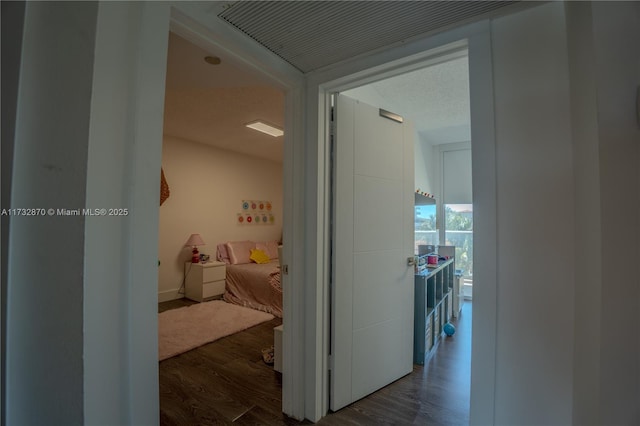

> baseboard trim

[{"left": 158, "top": 289, "right": 183, "bottom": 303}]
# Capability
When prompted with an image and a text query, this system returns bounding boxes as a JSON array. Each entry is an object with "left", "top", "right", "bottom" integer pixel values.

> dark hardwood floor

[
  {"left": 159, "top": 299, "right": 472, "bottom": 425},
  {"left": 317, "top": 302, "right": 472, "bottom": 426}
]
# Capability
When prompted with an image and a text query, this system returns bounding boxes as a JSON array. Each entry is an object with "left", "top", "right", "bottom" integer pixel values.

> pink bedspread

[{"left": 223, "top": 261, "right": 282, "bottom": 318}]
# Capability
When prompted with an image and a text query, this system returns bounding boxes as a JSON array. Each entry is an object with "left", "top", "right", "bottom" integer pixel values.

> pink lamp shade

[
  {"left": 184, "top": 233, "right": 205, "bottom": 247},
  {"left": 184, "top": 234, "right": 205, "bottom": 263}
]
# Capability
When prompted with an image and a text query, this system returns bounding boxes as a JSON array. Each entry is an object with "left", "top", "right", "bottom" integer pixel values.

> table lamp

[{"left": 184, "top": 233, "right": 205, "bottom": 263}]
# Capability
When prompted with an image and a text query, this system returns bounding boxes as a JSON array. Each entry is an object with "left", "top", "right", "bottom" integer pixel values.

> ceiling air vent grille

[{"left": 218, "top": 1, "right": 518, "bottom": 73}]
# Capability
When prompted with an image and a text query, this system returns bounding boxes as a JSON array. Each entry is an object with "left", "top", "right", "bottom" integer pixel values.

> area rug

[{"left": 158, "top": 300, "right": 274, "bottom": 361}]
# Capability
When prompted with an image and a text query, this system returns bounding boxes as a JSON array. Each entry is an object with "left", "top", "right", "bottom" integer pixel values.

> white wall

[
  {"left": 83, "top": 3, "right": 170, "bottom": 424},
  {"left": 7, "top": 2, "right": 171, "bottom": 425},
  {"left": 158, "top": 136, "right": 283, "bottom": 301},
  {"left": 590, "top": 2, "right": 640, "bottom": 420},
  {"left": 0, "top": 1, "right": 26, "bottom": 418},
  {"left": 477, "top": 2, "right": 640, "bottom": 424},
  {"left": 441, "top": 144, "right": 472, "bottom": 205},
  {"left": 566, "top": 2, "right": 603, "bottom": 422},
  {"left": 414, "top": 135, "right": 437, "bottom": 197},
  {"left": 569, "top": 2, "right": 640, "bottom": 424},
  {"left": 6, "top": 3, "right": 98, "bottom": 424},
  {"left": 6, "top": 2, "right": 170, "bottom": 424},
  {"left": 490, "top": 3, "right": 575, "bottom": 424}
]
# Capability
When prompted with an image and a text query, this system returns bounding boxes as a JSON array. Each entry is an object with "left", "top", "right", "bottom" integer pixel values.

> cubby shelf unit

[{"left": 413, "top": 256, "right": 455, "bottom": 365}]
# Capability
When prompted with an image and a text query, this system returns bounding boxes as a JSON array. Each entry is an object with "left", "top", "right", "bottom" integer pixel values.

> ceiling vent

[{"left": 218, "top": 1, "right": 518, "bottom": 73}]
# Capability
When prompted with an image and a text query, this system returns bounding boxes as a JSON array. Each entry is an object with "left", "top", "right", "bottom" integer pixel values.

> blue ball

[{"left": 443, "top": 323, "right": 456, "bottom": 336}]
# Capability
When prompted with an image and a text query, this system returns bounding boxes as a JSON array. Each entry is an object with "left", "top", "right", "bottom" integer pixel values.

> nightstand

[{"left": 184, "top": 261, "right": 226, "bottom": 302}]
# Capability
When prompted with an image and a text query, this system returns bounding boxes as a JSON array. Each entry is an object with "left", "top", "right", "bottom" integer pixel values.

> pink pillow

[
  {"left": 226, "top": 241, "right": 256, "bottom": 264},
  {"left": 256, "top": 241, "right": 279, "bottom": 259},
  {"left": 216, "top": 243, "right": 230, "bottom": 264}
]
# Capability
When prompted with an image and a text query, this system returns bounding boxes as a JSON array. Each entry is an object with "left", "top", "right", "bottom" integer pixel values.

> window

[
  {"left": 444, "top": 204, "right": 473, "bottom": 279},
  {"left": 415, "top": 203, "right": 438, "bottom": 252}
]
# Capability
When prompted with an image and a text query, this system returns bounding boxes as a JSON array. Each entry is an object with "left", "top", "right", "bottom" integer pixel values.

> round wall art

[{"left": 238, "top": 200, "right": 275, "bottom": 225}]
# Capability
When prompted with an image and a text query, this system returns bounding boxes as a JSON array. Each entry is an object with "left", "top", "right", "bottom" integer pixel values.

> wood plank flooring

[
  {"left": 317, "top": 302, "right": 472, "bottom": 426},
  {"left": 159, "top": 299, "right": 471, "bottom": 425}
]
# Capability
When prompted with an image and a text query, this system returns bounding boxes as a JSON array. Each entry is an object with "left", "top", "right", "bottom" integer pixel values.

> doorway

[
  {"left": 307, "top": 23, "right": 500, "bottom": 421},
  {"left": 158, "top": 10, "right": 307, "bottom": 421},
  {"left": 157, "top": 30, "right": 288, "bottom": 423},
  {"left": 328, "top": 47, "right": 474, "bottom": 413}
]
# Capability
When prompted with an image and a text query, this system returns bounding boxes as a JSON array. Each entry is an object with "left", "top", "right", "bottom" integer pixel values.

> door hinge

[
  {"left": 282, "top": 264, "right": 289, "bottom": 275},
  {"left": 328, "top": 354, "right": 334, "bottom": 371},
  {"left": 330, "top": 106, "right": 336, "bottom": 136}
]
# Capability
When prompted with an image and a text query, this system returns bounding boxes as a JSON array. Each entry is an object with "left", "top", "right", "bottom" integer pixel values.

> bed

[{"left": 216, "top": 240, "right": 282, "bottom": 317}]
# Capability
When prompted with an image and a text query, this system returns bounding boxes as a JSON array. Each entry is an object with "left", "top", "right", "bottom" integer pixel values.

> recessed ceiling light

[
  {"left": 204, "top": 56, "right": 221, "bottom": 65},
  {"left": 245, "top": 121, "right": 284, "bottom": 137}
]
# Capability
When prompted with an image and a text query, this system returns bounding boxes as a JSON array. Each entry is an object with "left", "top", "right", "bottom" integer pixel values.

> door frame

[
  {"left": 167, "top": 5, "right": 307, "bottom": 420},
  {"left": 306, "top": 20, "right": 497, "bottom": 423}
]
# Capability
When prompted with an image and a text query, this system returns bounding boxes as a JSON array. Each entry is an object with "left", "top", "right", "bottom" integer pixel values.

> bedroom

[
  {"left": 156, "top": 31, "right": 286, "bottom": 418},
  {"left": 158, "top": 32, "right": 284, "bottom": 305}
]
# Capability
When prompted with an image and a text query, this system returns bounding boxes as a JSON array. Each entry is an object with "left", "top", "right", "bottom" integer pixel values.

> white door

[{"left": 330, "top": 94, "right": 415, "bottom": 411}]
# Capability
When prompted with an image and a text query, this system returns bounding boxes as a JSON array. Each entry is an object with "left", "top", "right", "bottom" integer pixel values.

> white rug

[{"left": 158, "top": 300, "right": 274, "bottom": 361}]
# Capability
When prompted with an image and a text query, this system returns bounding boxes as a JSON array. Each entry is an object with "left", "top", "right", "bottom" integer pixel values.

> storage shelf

[{"left": 413, "top": 256, "right": 455, "bottom": 365}]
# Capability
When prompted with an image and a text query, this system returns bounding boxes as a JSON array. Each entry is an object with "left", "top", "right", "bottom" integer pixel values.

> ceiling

[
  {"left": 344, "top": 54, "right": 471, "bottom": 145},
  {"left": 163, "top": 32, "right": 285, "bottom": 163},
  {"left": 164, "top": 2, "right": 519, "bottom": 161},
  {"left": 218, "top": 1, "right": 517, "bottom": 73}
]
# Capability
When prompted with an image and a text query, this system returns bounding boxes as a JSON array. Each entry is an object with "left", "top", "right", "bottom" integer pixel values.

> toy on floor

[
  {"left": 443, "top": 322, "right": 456, "bottom": 336},
  {"left": 262, "top": 345, "right": 274, "bottom": 365}
]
